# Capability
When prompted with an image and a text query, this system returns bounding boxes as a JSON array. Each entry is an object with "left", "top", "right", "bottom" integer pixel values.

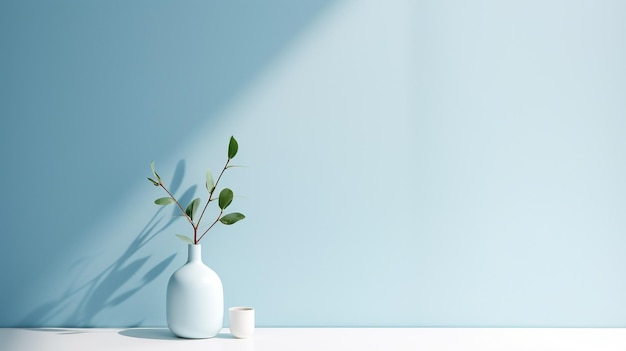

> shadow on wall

[
  {"left": 1, "top": 0, "right": 336, "bottom": 327},
  {"left": 20, "top": 161, "right": 195, "bottom": 327}
]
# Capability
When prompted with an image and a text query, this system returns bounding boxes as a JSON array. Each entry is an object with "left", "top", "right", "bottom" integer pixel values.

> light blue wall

[{"left": 1, "top": 0, "right": 626, "bottom": 327}]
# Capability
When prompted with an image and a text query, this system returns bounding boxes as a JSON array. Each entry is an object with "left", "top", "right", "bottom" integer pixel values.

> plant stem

[
  {"left": 197, "top": 210, "right": 223, "bottom": 243},
  {"left": 159, "top": 183, "right": 194, "bottom": 226},
  {"left": 196, "top": 158, "right": 230, "bottom": 230}
]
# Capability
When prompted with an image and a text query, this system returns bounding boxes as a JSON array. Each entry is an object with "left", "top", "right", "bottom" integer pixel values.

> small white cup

[{"left": 229, "top": 307, "right": 255, "bottom": 339}]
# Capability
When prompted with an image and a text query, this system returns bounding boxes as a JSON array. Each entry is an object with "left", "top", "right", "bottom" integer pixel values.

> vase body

[{"left": 166, "top": 244, "right": 224, "bottom": 338}]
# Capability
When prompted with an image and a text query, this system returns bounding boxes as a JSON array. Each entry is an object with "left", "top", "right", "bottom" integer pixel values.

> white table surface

[{"left": 1, "top": 327, "right": 626, "bottom": 351}]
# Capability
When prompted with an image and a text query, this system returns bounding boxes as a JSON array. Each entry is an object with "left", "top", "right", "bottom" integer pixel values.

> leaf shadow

[{"left": 20, "top": 160, "right": 192, "bottom": 327}]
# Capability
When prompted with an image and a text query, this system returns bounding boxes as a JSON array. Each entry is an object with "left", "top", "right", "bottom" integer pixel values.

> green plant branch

[
  {"left": 196, "top": 157, "right": 230, "bottom": 230},
  {"left": 149, "top": 136, "right": 243, "bottom": 245},
  {"left": 159, "top": 183, "right": 194, "bottom": 226}
]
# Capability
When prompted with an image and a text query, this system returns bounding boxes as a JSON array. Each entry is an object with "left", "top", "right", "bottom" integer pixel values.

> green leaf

[
  {"left": 147, "top": 177, "right": 159, "bottom": 186},
  {"left": 150, "top": 161, "right": 161, "bottom": 183},
  {"left": 228, "top": 136, "right": 238, "bottom": 159},
  {"left": 218, "top": 188, "right": 234, "bottom": 210},
  {"left": 220, "top": 212, "right": 245, "bottom": 225},
  {"left": 175, "top": 234, "right": 194, "bottom": 244},
  {"left": 185, "top": 198, "right": 201, "bottom": 221},
  {"left": 154, "top": 197, "right": 175, "bottom": 205},
  {"left": 206, "top": 169, "right": 215, "bottom": 193},
  {"left": 150, "top": 161, "right": 161, "bottom": 182}
]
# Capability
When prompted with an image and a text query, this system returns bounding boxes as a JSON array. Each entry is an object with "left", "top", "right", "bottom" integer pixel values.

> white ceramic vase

[{"left": 166, "top": 244, "right": 224, "bottom": 338}]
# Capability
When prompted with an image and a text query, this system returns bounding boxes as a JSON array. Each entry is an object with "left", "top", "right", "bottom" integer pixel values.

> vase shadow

[
  {"left": 119, "top": 328, "right": 235, "bottom": 340},
  {"left": 119, "top": 328, "right": 179, "bottom": 340}
]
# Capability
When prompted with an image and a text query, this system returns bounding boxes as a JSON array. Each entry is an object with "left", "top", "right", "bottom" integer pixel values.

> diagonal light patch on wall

[
  {"left": 164, "top": 0, "right": 626, "bottom": 327},
  {"left": 177, "top": 0, "right": 418, "bottom": 327}
]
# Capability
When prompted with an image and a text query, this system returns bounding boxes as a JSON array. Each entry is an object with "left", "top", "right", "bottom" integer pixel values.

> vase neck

[{"left": 188, "top": 244, "right": 202, "bottom": 263}]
